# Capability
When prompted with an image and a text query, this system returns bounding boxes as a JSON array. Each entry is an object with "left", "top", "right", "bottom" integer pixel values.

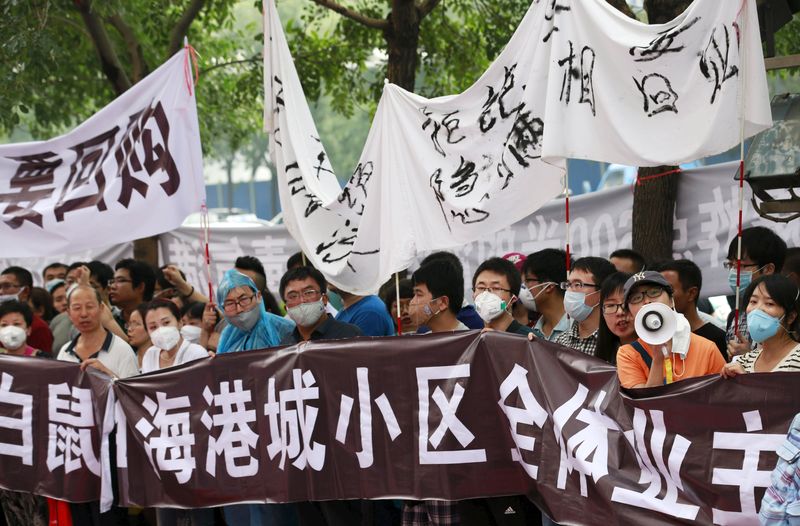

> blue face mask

[
  {"left": 728, "top": 266, "right": 764, "bottom": 295},
  {"left": 746, "top": 309, "right": 784, "bottom": 343},
  {"left": 563, "top": 290, "right": 596, "bottom": 323}
]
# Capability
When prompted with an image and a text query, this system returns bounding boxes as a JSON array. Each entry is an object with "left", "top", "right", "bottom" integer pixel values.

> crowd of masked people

[{"left": 1, "top": 225, "right": 799, "bottom": 526}]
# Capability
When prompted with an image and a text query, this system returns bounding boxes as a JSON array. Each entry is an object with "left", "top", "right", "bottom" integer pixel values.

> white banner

[
  {"left": 153, "top": 162, "right": 796, "bottom": 300},
  {"left": 263, "top": 0, "right": 771, "bottom": 295},
  {"left": 0, "top": 49, "right": 206, "bottom": 257}
]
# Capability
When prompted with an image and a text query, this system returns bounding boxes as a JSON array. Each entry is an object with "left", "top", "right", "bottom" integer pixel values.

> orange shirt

[{"left": 617, "top": 333, "right": 726, "bottom": 388}]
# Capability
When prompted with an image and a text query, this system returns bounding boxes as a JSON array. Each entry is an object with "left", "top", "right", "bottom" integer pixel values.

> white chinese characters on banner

[
  {"left": 47, "top": 383, "right": 101, "bottom": 476},
  {"left": 134, "top": 391, "right": 197, "bottom": 484},
  {"left": 0, "top": 49, "right": 206, "bottom": 258},
  {"left": 202, "top": 380, "right": 259, "bottom": 478},
  {"left": 263, "top": 0, "right": 770, "bottom": 295},
  {"left": 0, "top": 373, "right": 33, "bottom": 466}
]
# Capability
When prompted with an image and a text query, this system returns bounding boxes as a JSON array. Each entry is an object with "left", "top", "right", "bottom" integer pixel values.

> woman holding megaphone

[
  {"left": 616, "top": 271, "right": 727, "bottom": 389},
  {"left": 721, "top": 274, "right": 800, "bottom": 378}
]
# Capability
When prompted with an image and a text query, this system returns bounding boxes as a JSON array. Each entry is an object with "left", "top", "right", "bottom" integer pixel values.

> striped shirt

[{"left": 736, "top": 343, "right": 800, "bottom": 372}]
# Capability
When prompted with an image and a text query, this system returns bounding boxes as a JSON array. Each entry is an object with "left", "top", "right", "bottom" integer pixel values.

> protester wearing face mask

[
  {"left": 407, "top": 260, "right": 467, "bottom": 334},
  {"left": 179, "top": 301, "right": 205, "bottom": 344},
  {"left": 724, "top": 226, "right": 787, "bottom": 358},
  {"left": 472, "top": 257, "right": 534, "bottom": 336},
  {"left": 0, "top": 301, "right": 48, "bottom": 357},
  {"left": 721, "top": 275, "right": 800, "bottom": 377},
  {"left": 279, "top": 266, "right": 362, "bottom": 345},
  {"left": 617, "top": 272, "right": 725, "bottom": 389},
  {"left": 521, "top": 249, "right": 572, "bottom": 341},
  {"left": 127, "top": 304, "right": 152, "bottom": 370},
  {"left": 214, "top": 269, "right": 297, "bottom": 526},
  {"left": 215, "top": 269, "right": 295, "bottom": 356},
  {"left": 595, "top": 272, "right": 634, "bottom": 365},
  {"left": 419, "top": 251, "right": 484, "bottom": 329},
  {"left": 502, "top": 253, "right": 533, "bottom": 327},
  {"left": 555, "top": 257, "right": 616, "bottom": 356},
  {"left": 0, "top": 305, "right": 48, "bottom": 526},
  {"left": 1, "top": 266, "right": 53, "bottom": 355}
]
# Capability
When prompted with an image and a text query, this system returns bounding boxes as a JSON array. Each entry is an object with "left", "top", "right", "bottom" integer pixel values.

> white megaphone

[{"left": 634, "top": 303, "right": 677, "bottom": 346}]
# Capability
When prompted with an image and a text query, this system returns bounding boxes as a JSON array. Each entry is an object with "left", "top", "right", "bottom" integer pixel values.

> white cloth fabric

[
  {"left": 262, "top": 0, "right": 770, "bottom": 296},
  {"left": 140, "top": 339, "right": 208, "bottom": 374},
  {"left": 57, "top": 333, "right": 140, "bottom": 379},
  {"left": 0, "top": 48, "right": 205, "bottom": 257}
]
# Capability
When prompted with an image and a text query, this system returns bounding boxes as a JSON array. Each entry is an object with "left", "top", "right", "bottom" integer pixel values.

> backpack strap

[{"left": 630, "top": 340, "right": 652, "bottom": 369}]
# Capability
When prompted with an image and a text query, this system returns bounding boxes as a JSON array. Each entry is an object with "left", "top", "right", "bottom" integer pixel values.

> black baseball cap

[{"left": 623, "top": 271, "right": 673, "bottom": 304}]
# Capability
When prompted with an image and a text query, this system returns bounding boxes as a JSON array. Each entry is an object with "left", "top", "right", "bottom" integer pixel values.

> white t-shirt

[
  {"left": 57, "top": 331, "right": 140, "bottom": 379},
  {"left": 140, "top": 339, "right": 208, "bottom": 374}
]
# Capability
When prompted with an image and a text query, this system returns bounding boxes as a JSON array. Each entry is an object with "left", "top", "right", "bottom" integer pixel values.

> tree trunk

[
  {"left": 383, "top": 0, "right": 420, "bottom": 91},
  {"left": 629, "top": 0, "right": 692, "bottom": 264}
]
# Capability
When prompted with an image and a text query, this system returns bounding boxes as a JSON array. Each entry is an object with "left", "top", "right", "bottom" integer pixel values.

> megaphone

[{"left": 634, "top": 303, "right": 677, "bottom": 346}]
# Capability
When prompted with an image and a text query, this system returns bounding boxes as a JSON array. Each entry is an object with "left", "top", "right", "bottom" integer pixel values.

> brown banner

[
  {"left": 0, "top": 355, "right": 112, "bottom": 503},
  {"left": 2, "top": 332, "right": 799, "bottom": 524}
]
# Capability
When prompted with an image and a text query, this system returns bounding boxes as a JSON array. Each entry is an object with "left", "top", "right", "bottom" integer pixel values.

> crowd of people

[{"left": 1, "top": 225, "right": 799, "bottom": 526}]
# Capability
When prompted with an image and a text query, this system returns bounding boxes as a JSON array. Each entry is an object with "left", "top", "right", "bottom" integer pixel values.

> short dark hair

[
  {"left": 572, "top": 257, "right": 616, "bottom": 289},
  {"left": 727, "top": 226, "right": 787, "bottom": 272},
  {"left": 67, "top": 261, "right": 88, "bottom": 273},
  {"left": 596, "top": 272, "right": 631, "bottom": 366},
  {"left": 609, "top": 249, "right": 646, "bottom": 272},
  {"left": 115, "top": 259, "right": 156, "bottom": 300},
  {"left": 1, "top": 266, "right": 33, "bottom": 289},
  {"left": 42, "top": 262, "right": 68, "bottom": 280},
  {"left": 143, "top": 298, "right": 181, "bottom": 324},
  {"left": 657, "top": 259, "right": 702, "bottom": 298},
  {"left": 782, "top": 247, "right": 800, "bottom": 277},
  {"left": 420, "top": 251, "right": 464, "bottom": 278},
  {"left": 156, "top": 265, "right": 186, "bottom": 291},
  {"left": 29, "top": 287, "right": 55, "bottom": 322},
  {"left": 134, "top": 302, "right": 149, "bottom": 324},
  {"left": 743, "top": 274, "right": 800, "bottom": 340},
  {"left": 279, "top": 266, "right": 328, "bottom": 300},
  {"left": 472, "top": 257, "right": 522, "bottom": 297},
  {"left": 0, "top": 300, "right": 33, "bottom": 327},
  {"left": 87, "top": 261, "right": 114, "bottom": 290},
  {"left": 521, "top": 249, "right": 571, "bottom": 296},
  {"left": 381, "top": 278, "right": 414, "bottom": 315},
  {"left": 181, "top": 301, "right": 206, "bottom": 320},
  {"left": 413, "top": 260, "right": 464, "bottom": 315},
  {"left": 286, "top": 252, "right": 312, "bottom": 271},
  {"left": 235, "top": 256, "right": 266, "bottom": 290}
]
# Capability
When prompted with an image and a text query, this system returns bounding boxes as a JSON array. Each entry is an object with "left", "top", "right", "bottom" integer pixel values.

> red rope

[
  {"left": 565, "top": 188, "right": 571, "bottom": 273},
  {"left": 183, "top": 43, "right": 200, "bottom": 97},
  {"left": 200, "top": 202, "right": 214, "bottom": 303}
]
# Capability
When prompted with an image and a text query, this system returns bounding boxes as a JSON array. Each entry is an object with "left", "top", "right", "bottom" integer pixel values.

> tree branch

[
  {"left": 200, "top": 56, "right": 261, "bottom": 75},
  {"left": 73, "top": 0, "right": 132, "bottom": 95},
  {"left": 417, "top": 0, "right": 442, "bottom": 19},
  {"left": 606, "top": 0, "right": 636, "bottom": 19},
  {"left": 309, "top": 0, "right": 388, "bottom": 30},
  {"left": 168, "top": 0, "right": 205, "bottom": 56},
  {"left": 107, "top": 14, "right": 147, "bottom": 82}
]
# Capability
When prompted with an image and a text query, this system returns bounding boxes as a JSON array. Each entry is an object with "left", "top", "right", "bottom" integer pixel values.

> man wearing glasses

[
  {"left": 554, "top": 257, "right": 616, "bottom": 356},
  {"left": 471, "top": 257, "right": 534, "bottom": 335},
  {"left": 278, "top": 266, "right": 362, "bottom": 345},
  {"left": 616, "top": 271, "right": 725, "bottom": 389},
  {"left": 108, "top": 258, "right": 156, "bottom": 326}
]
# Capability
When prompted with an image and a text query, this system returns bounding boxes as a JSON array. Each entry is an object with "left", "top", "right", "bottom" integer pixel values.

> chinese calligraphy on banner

[
  {"left": 0, "top": 48, "right": 206, "bottom": 258},
  {"left": 1, "top": 332, "right": 797, "bottom": 525}
]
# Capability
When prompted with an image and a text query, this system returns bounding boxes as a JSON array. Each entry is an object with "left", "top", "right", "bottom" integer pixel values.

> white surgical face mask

[
  {"left": 150, "top": 326, "right": 181, "bottom": 351},
  {"left": 0, "top": 325, "right": 27, "bottom": 350},
  {"left": 0, "top": 287, "right": 24, "bottom": 304},
  {"left": 228, "top": 306, "right": 261, "bottom": 331},
  {"left": 287, "top": 300, "right": 325, "bottom": 327},
  {"left": 519, "top": 283, "right": 551, "bottom": 312},
  {"left": 474, "top": 291, "right": 509, "bottom": 323},
  {"left": 180, "top": 325, "right": 202, "bottom": 343}
]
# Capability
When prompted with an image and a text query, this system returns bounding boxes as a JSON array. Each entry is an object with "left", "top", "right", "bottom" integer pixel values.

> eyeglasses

[
  {"left": 627, "top": 287, "right": 665, "bottom": 305},
  {"left": 473, "top": 286, "right": 512, "bottom": 295},
  {"left": 223, "top": 294, "right": 256, "bottom": 312},
  {"left": 560, "top": 281, "right": 600, "bottom": 292},
  {"left": 108, "top": 278, "right": 133, "bottom": 286},
  {"left": 722, "top": 260, "right": 760, "bottom": 271},
  {"left": 285, "top": 289, "right": 322, "bottom": 302},
  {"left": 602, "top": 303, "right": 625, "bottom": 315}
]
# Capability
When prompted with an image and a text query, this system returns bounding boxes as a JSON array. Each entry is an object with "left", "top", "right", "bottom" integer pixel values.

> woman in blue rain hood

[{"left": 215, "top": 269, "right": 295, "bottom": 354}]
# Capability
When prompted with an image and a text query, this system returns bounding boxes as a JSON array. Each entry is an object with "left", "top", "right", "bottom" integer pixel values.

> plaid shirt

[
  {"left": 402, "top": 501, "right": 460, "bottom": 526},
  {"left": 759, "top": 413, "right": 800, "bottom": 524},
  {"left": 554, "top": 320, "right": 598, "bottom": 357},
  {"left": 725, "top": 310, "right": 757, "bottom": 350}
]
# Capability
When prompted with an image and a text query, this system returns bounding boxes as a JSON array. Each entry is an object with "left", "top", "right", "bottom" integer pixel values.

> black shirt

[
  {"left": 694, "top": 322, "right": 729, "bottom": 361},
  {"left": 280, "top": 315, "right": 363, "bottom": 345},
  {"left": 507, "top": 319, "right": 535, "bottom": 336}
]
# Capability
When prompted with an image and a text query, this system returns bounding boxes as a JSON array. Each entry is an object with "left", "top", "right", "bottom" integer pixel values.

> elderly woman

[
  {"left": 215, "top": 269, "right": 296, "bottom": 526},
  {"left": 722, "top": 274, "right": 800, "bottom": 377},
  {"left": 216, "top": 269, "right": 295, "bottom": 354}
]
